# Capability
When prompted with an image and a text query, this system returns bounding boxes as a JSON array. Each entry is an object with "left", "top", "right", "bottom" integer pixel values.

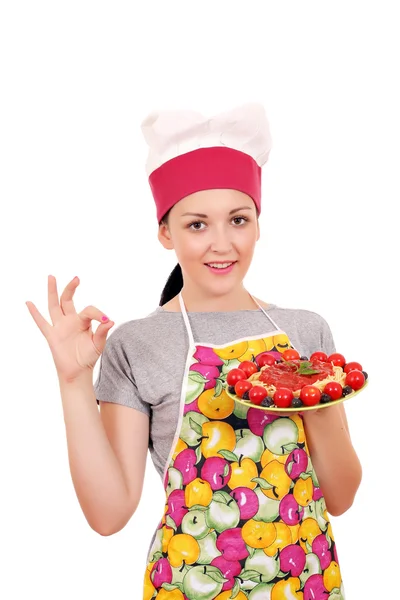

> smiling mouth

[{"left": 204, "top": 261, "right": 238, "bottom": 269}]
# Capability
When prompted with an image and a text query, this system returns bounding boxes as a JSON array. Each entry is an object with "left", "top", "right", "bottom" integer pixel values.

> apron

[{"left": 143, "top": 291, "right": 346, "bottom": 600}]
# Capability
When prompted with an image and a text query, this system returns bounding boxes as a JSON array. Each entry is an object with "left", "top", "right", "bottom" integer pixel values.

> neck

[{"left": 179, "top": 284, "right": 258, "bottom": 312}]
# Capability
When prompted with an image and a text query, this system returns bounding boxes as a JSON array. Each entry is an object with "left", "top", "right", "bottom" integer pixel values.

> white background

[{"left": 1, "top": 1, "right": 399, "bottom": 598}]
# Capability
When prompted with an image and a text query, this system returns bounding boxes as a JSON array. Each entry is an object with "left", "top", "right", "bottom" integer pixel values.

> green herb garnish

[
  {"left": 281, "top": 357, "right": 321, "bottom": 376},
  {"left": 295, "top": 361, "right": 321, "bottom": 375}
]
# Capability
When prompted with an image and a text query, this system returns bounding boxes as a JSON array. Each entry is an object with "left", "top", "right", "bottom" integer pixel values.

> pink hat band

[{"left": 149, "top": 146, "right": 262, "bottom": 223}]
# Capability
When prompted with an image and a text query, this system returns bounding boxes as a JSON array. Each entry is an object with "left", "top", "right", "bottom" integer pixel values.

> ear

[
  {"left": 256, "top": 218, "right": 260, "bottom": 241},
  {"left": 158, "top": 221, "right": 174, "bottom": 250}
]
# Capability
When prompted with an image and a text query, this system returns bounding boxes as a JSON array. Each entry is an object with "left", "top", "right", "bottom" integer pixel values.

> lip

[
  {"left": 204, "top": 261, "right": 237, "bottom": 264},
  {"left": 204, "top": 261, "right": 237, "bottom": 275}
]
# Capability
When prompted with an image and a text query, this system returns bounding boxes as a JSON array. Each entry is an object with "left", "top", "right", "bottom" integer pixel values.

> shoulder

[
  {"left": 270, "top": 304, "right": 330, "bottom": 328},
  {"left": 254, "top": 296, "right": 328, "bottom": 326},
  {"left": 103, "top": 307, "right": 175, "bottom": 349},
  {"left": 270, "top": 305, "right": 336, "bottom": 356}
]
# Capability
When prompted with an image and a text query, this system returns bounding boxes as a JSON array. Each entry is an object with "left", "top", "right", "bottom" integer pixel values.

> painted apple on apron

[{"left": 143, "top": 292, "right": 345, "bottom": 600}]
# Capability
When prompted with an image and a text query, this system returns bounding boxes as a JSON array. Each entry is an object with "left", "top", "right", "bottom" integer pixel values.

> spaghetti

[{"left": 248, "top": 362, "right": 347, "bottom": 398}]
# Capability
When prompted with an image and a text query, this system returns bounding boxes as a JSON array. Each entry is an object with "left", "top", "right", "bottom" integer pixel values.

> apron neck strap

[
  {"left": 178, "top": 291, "right": 196, "bottom": 349},
  {"left": 178, "top": 290, "right": 281, "bottom": 348},
  {"left": 249, "top": 295, "right": 282, "bottom": 330}
]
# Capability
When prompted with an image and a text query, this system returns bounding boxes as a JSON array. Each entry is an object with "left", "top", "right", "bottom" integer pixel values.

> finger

[
  {"left": 78, "top": 305, "right": 112, "bottom": 329},
  {"left": 48, "top": 275, "right": 64, "bottom": 325},
  {"left": 26, "top": 301, "right": 52, "bottom": 339},
  {"left": 93, "top": 320, "right": 115, "bottom": 354},
  {"left": 60, "top": 276, "right": 80, "bottom": 315}
]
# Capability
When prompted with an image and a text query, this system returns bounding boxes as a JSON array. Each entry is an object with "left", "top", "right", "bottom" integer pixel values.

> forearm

[
  {"left": 302, "top": 405, "right": 362, "bottom": 516},
  {"left": 58, "top": 375, "right": 131, "bottom": 535}
]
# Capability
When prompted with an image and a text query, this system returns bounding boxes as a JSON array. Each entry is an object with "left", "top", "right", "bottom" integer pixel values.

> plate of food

[{"left": 225, "top": 349, "right": 368, "bottom": 412}]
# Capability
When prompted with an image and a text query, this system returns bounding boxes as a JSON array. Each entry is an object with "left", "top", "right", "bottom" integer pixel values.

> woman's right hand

[{"left": 26, "top": 275, "right": 114, "bottom": 383}]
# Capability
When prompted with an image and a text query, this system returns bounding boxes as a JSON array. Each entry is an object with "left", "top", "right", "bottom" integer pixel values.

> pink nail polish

[{"left": 102, "top": 315, "right": 109, "bottom": 321}]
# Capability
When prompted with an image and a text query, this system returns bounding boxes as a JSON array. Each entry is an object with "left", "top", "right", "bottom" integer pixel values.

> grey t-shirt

[{"left": 93, "top": 302, "right": 336, "bottom": 482}]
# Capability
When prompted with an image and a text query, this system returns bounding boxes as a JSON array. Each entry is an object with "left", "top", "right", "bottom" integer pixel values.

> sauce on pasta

[{"left": 257, "top": 359, "right": 335, "bottom": 392}]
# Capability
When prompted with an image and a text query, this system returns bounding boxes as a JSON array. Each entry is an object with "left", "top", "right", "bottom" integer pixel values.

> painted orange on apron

[{"left": 143, "top": 291, "right": 345, "bottom": 600}]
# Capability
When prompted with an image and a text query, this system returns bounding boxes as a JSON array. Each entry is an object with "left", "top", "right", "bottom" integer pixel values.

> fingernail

[{"left": 102, "top": 315, "right": 109, "bottom": 321}]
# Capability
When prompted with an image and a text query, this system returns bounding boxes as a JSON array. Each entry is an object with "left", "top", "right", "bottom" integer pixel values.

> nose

[{"left": 209, "top": 223, "right": 234, "bottom": 253}]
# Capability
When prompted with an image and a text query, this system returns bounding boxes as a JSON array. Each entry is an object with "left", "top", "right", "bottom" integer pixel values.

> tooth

[{"left": 208, "top": 262, "right": 232, "bottom": 268}]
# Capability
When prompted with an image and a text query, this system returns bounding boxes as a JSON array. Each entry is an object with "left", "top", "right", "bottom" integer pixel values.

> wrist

[
  {"left": 302, "top": 404, "right": 342, "bottom": 428},
  {"left": 58, "top": 371, "right": 94, "bottom": 389}
]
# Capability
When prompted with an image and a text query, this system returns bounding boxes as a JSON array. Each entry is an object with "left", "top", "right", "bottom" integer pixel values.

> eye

[
  {"left": 187, "top": 220, "right": 206, "bottom": 231},
  {"left": 187, "top": 216, "right": 249, "bottom": 231},
  {"left": 232, "top": 216, "right": 249, "bottom": 225}
]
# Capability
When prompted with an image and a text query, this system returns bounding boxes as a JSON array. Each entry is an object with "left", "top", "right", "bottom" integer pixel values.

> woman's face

[{"left": 158, "top": 189, "right": 260, "bottom": 296}]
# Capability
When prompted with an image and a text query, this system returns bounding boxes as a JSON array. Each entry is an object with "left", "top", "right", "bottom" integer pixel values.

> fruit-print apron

[{"left": 143, "top": 291, "right": 346, "bottom": 600}]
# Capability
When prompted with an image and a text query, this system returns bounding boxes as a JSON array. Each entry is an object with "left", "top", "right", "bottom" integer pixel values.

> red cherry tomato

[
  {"left": 327, "top": 353, "right": 346, "bottom": 368},
  {"left": 282, "top": 349, "right": 300, "bottom": 361},
  {"left": 310, "top": 351, "right": 328, "bottom": 362},
  {"left": 249, "top": 385, "right": 268, "bottom": 405},
  {"left": 226, "top": 368, "right": 247, "bottom": 387},
  {"left": 239, "top": 360, "right": 259, "bottom": 378},
  {"left": 256, "top": 353, "right": 276, "bottom": 368},
  {"left": 344, "top": 361, "right": 363, "bottom": 374},
  {"left": 323, "top": 382, "right": 343, "bottom": 400},
  {"left": 234, "top": 380, "right": 253, "bottom": 398},
  {"left": 300, "top": 385, "right": 322, "bottom": 406},
  {"left": 345, "top": 370, "right": 365, "bottom": 390},
  {"left": 273, "top": 387, "right": 294, "bottom": 408}
]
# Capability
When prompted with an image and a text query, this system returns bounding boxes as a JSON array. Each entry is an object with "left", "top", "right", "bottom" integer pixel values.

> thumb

[{"left": 93, "top": 320, "right": 115, "bottom": 354}]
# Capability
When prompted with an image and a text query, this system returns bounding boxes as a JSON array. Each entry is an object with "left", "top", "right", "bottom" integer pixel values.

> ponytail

[
  {"left": 159, "top": 208, "right": 184, "bottom": 306},
  {"left": 159, "top": 262, "right": 183, "bottom": 306}
]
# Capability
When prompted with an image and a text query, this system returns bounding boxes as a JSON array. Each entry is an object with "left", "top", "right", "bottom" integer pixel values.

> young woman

[{"left": 26, "top": 104, "right": 362, "bottom": 600}]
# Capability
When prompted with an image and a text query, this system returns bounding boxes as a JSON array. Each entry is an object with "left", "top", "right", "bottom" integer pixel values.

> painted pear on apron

[{"left": 143, "top": 292, "right": 345, "bottom": 600}]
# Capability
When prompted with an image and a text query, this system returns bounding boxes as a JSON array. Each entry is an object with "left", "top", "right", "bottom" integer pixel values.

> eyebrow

[{"left": 181, "top": 206, "right": 253, "bottom": 218}]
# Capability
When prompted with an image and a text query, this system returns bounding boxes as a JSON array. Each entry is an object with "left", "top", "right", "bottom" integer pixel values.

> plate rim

[{"left": 225, "top": 379, "right": 369, "bottom": 412}]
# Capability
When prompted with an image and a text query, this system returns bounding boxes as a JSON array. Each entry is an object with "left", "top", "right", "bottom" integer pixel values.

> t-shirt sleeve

[
  {"left": 93, "top": 329, "right": 150, "bottom": 417},
  {"left": 319, "top": 315, "right": 337, "bottom": 357}
]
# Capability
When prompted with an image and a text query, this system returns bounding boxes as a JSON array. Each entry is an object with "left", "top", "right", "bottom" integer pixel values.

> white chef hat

[{"left": 140, "top": 102, "right": 273, "bottom": 222}]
